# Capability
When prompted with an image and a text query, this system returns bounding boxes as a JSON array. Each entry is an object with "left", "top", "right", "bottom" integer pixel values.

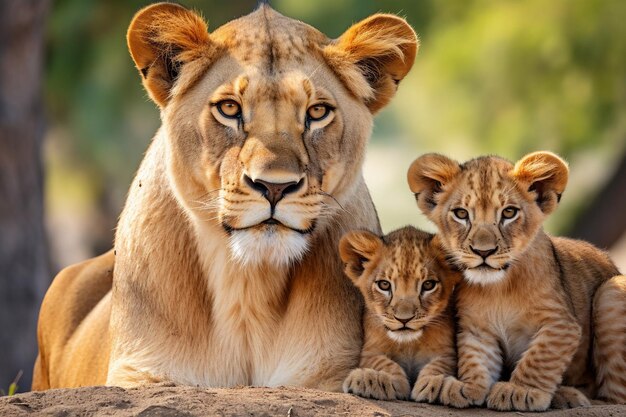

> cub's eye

[
  {"left": 376, "top": 280, "right": 391, "bottom": 292},
  {"left": 216, "top": 100, "right": 241, "bottom": 118},
  {"left": 502, "top": 206, "right": 519, "bottom": 220},
  {"left": 306, "top": 104, "right": 332, "bottom": 122},
  {"left": 452, "top": 208, "right": 469, "bottom": 220},
  {"left": 421, "top": 280, "right": 437, "bottom": 292}
]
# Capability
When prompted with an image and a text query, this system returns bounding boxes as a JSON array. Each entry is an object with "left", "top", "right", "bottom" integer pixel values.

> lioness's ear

[
  {"left": 407, "top": 153, "right": 461, "bottom": 216},
  {"left": 127, "top": 3, "right": 213, "bottom": 107},
  {"left": 512, "top": 151, "right": 569, "bottom": 215},
  {"left": 339, "top": 230, "right": 383, "bottom": 282},
  {"left": 324, "top": 14, "right": 418, "bottom": 113}
]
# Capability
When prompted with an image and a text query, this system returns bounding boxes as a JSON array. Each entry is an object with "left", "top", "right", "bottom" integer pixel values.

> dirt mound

[{"left": 1, "top": 385, "right": 624, "bottom": 417}]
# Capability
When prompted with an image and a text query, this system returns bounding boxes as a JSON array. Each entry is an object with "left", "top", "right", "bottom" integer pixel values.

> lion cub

[
  {"left": 339, "top": 226, "right": 461, "bottom": 402},
  {"left": 408, "top": 151, "right": 626, "bottom": 411}
]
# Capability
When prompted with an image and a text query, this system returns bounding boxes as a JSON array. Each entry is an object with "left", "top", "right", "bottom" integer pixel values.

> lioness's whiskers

[{"left": 317, "top": 190, "right": 350, "bottom": 215}]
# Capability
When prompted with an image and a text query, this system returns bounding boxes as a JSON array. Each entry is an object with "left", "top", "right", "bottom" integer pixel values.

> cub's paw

[
  {"left": 411, "top": 374, "right": 445, "bottom": 403},
  {"left": 440, "top": 376, "right": 488, "bottom": 408},
  {"left": 343, "top": 368, "right": 410, "bottom": 400},
  {"left": 486, "top": 381, "right": 552, "bottom": 411},
  {"left": 551, "top": 386, "right": 591, "bottom": 409}
]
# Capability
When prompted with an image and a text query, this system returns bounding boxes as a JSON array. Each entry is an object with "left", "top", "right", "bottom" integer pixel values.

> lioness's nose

[
  {"left": 244, "top": 175, "right": 304, "bottom": 208},
  {"left": 470, "top": 246, "right": 498, "bottom": 259}
]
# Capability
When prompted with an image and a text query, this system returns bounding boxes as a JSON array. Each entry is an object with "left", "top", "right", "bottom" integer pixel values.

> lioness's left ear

[
  {"left": 512, "top": 151, "right": 569, "bottom": 215},
  {"left": 339, "top": 230, "right": 383, "bottom": 283},
  {"left": 127, "top": 3, "right": 216, "bottom": 107},
  {"left": 324, "top": 14, "right": 418, "bottom": 113}
]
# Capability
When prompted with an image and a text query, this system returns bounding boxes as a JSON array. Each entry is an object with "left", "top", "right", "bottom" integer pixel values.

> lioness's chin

[
  {"left": 386, "top": 329, "right": 423, "bottom": 343},
  {"left": 463, "top": 267, "right": 507, "bottom": 285},
  {"left": 228, "top": 226, "right": 310, "bottom": 267}
]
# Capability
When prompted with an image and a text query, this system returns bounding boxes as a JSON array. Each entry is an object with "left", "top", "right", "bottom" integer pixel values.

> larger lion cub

[
  {"left": 408, "top": 151, "right": 626, "bottom": 411},
  {"left": 339, "top": 226, "right": 460, "bottom": 402}
]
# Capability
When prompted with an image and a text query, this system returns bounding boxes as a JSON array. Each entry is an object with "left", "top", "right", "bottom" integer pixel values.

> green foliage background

[{"left": 44, "top": 0, "right": 626, "bottom": 265}]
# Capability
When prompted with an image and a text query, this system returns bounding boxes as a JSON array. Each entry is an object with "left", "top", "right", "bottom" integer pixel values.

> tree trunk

[
  {"left": 567, "top": 151, "right": 626, "bottom": 250},
  {"left": 0, "top": 0, "right": 50, "bottom": 391}
]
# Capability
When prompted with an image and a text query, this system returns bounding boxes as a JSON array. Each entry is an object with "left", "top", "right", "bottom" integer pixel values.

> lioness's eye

[
  {"left": 452, "top": 208, "right": 469, "bottom": 220},
  {"left": 216, "top": 100, "right": 241, "bottom": 118},
  {"left": 421, "top": 280, "right": 437, "bottom": 292},
  {"left": 376, "top": 280, "right": 391, "bottom": 292},
  {"left": 502, "top": 206, "right": 519, "bottom": 219},
  {"left": 306, "top": 104, "right": 331, "bottom": 122}
]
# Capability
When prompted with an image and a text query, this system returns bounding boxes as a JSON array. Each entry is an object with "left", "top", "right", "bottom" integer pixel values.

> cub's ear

[
  {"left": 512, "top": 151, "right": 569, "bottom": 215},
  {"left": 127, "top": 3, "right": 214, "bottom": 107},
  {"left": 407, "top": 153, "right": 461, "bottom": 217},
  {"left": 324, "top": 14, "right": 418, "bottom": 113},
  {"left": 339, "top": 230, "right": 383, "bottom": 283}
]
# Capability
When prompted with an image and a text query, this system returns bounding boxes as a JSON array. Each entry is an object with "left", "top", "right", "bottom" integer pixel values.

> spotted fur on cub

[
  {"left": 408, "top": 151, "right": 626, "bottom": 411},
  {"left": 339, "top": 226, "right": 460, "bottom": 402}
]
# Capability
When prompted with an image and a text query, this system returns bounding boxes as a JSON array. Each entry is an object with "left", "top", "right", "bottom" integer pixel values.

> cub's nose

[
  {"left": 244, "top": 175, "right": 303, "bottom": 207},
  {"left": 393, "top": 315, "right": 415, "bottom": 325},
  {"left": 470, "top": 246, "right": 498, "bottom": 259}
]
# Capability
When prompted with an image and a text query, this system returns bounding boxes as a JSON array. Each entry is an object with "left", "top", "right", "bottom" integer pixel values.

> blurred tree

[
  {"left": 569, "top": 152, "right": 626, "bottom": 248},
  {"left": 0, "top": 0, "right": 50, "bottom": 390}
]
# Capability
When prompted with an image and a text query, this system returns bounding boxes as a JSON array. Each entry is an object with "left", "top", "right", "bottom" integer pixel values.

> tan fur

[
  {"left": 33, "top": 3, "right": 418, "bottom": 390},
  {"left": 408, "top": 151, "right": 626, "bottom": 411},
  {"left": 339, "top": 227, "right": 460, "bottom": 402}
]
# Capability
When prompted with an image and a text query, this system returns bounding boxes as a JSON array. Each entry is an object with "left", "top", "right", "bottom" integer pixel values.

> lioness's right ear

[
  {"left": 339, "top": 231, "right": 383, "bottom": 283},
  {"left": 407, "top": 153, "right": 461, "bottom": 216},
  {"left": 127, "top": 3, "right": 215, "bottom": 107},
  {"left": 324, "top": 14, "right": 418, "bottom": 114}
]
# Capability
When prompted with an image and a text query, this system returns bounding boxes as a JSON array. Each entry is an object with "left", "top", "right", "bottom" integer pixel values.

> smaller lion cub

[{"left": 339, "top": 226, "right": 461, "bottom": 402}]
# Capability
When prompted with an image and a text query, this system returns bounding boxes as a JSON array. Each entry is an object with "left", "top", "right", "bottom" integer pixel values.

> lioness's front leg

[
  {"left": 343, "top": 354, "right": 410, "bottom": 400},
  {"left": 107, "top": 361, "right": 166, "bottom": 388},
  {"left": 486, "top": 316, "right": 582, "bottom": 412}
]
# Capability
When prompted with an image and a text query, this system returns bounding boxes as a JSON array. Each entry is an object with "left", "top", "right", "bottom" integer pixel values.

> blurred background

[{"left": 1, "top": 0, "right": 625, "bottom": 391}]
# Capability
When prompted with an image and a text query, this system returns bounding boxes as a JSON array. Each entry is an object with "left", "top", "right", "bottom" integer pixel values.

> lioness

[{"left": 32, "top": 3, "right": 417, "bottom": 389}]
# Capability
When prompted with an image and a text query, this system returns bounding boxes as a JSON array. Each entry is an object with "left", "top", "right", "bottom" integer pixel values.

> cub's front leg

[
  {"left": 411, "top": 348, "right": 456, "bottom": 403},
  {"left": 440, "top": 322, "right": 502, "bottom": 408},
  {"left": 343, "top": 354, "right": 410, "bottom": 400},
  {"left": 486, "top": 316, "right": 582, "bottom": 412}
]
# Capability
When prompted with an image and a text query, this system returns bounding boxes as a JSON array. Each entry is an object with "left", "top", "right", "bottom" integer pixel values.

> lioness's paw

[
  {"left": 411, "top": 374, "right": 445, "bottom": 403},
  {"left": 551, "top": 386, "right": 591, "bottom": 409},
  {"left": 440, "top": 376, "right": 488, "bottom": 408},
  {"left": 343, "top": 368, "right": 410, "bottom": 400},
  {"left": 486, "top": 381, "right": 552, "bottom": 411}
]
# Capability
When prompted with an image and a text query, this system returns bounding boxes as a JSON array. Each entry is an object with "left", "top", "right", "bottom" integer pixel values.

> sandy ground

[{"left": 1, "top": 385, "right": 624, "bottom": 417}]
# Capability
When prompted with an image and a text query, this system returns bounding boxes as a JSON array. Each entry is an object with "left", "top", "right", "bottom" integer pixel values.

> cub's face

[
  {"left": 339, "top": 227, "right": 459, "bottom": 343},
  {"left": 408, "top": 152, "right": 569, "bottom": 285},
  {"left": 126, "top": 4, "right": 417, "bottom": 267}
]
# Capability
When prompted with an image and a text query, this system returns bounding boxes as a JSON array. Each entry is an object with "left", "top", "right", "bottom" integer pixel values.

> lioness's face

[
  {"left": 127, "top": 5, "right": 417, "bottom": 266},
  {"left": 166, "top": 14, "right": 370, "bottom": 267}
]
